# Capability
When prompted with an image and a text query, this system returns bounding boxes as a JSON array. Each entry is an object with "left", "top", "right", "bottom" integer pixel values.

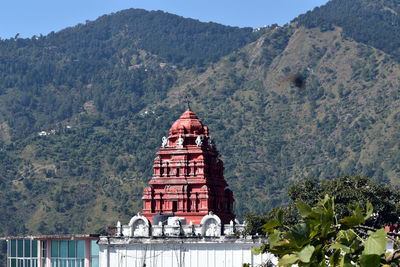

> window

[
  {"left": 172, "top": 201, "right": 178, "bottom": 212},
  {"left": 68, "top": 241, "right": 75, "bottom": 258},
  {"left": 42, "top": 241, "right": 47, "bottom": 267},
  {"left": 18, "top": 240, "right": 23, "bottom": 257},
  {"left": 76, "top": 241, "right": 84, "bottom": 258},
  {"left": 51, "top": 241, "right": 59, "bottom": 258},
  {"left": 60, "top": 241, "right": 68, "bottom": 258},
  {"left": 8, "top": 239, "right": 38, "bottom": 267},
  {"left": 50, "top": 240, "right": 85, "bottom": 267},
  {"left": 90, "top": 240, "right": 99, "bottom": 267}
]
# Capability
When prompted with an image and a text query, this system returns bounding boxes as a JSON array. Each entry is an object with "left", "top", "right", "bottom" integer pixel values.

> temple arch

[
  {"left": 129, "top": 213, "right": 150, "bottom": 237},
  {"left": 200, "top": 212, "right": 222, "bottom": 237}
]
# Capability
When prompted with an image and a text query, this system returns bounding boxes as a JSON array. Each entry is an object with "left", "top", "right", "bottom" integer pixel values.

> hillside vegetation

[
  {"left": 0, "top": 1, "right": 399, "bottom": 254},
  {"left": 296, "top": 0, "right": 400, "bottom": 61}
]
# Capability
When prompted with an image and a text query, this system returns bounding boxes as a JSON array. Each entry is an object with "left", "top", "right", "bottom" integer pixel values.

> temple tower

[{"left": 142, "top": 109, "right": 235, "bottom": 225}]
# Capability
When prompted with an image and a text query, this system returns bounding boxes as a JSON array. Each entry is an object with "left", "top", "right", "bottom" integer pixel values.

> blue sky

[{"left": 1, "top": 0, "right": 329, "bottom": 39}]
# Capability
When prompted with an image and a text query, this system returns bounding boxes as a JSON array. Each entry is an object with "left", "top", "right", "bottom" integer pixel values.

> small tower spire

[{"left": 185, "top": 95, "right": 191, "bottom": 111}]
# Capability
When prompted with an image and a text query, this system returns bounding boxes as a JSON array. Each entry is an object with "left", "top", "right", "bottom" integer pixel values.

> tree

[
  {"left": 245, "top": 175, "right": 400, "bottom": 235},
  {"left": 288, "top": 175, "right": 400, "bottom": 227},
  {"left": 253, "top": 195, "right": 398, "bottom": 266}
]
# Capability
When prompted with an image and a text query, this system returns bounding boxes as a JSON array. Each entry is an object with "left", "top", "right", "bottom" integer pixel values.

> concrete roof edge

[{"left": 0, "top": 234, "right": 100, "bottom": 240}]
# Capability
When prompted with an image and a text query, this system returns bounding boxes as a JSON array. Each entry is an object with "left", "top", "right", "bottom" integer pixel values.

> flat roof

[{"left": 0, "top": 234, "right": 100, "bottom": 241}]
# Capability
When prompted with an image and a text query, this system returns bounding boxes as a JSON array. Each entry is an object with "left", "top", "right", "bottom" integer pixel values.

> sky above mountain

[{"left": 1, "top": 0, "right": 328, "bottom": 39}]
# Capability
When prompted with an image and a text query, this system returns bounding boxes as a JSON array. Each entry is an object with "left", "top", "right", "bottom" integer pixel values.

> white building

[{"left": 98, "top": 213, "right": 275, "bottom": 267}]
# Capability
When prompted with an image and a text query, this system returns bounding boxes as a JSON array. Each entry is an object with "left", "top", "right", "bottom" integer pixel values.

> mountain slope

[{"left": 295, "top": 0, "right": 400, "bottom": 61}]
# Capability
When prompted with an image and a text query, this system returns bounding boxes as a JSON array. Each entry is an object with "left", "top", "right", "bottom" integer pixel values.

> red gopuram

[{"left": 142, "top": 109, "right": 235, "bottom": 225}]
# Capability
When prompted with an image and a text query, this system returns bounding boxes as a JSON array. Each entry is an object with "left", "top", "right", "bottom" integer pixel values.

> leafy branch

[{"left": 253, "top": 195, "right": 398, "bottom": 267}]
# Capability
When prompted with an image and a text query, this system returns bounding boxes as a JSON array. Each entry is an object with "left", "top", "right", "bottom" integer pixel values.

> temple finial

[{"left": 185, "top": 95, "right": 191, "bottom": 110}]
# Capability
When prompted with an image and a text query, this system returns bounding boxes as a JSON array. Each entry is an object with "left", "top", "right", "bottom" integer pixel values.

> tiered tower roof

[{"left": 142, "top": 109, "right": 235, "bottom": 225}]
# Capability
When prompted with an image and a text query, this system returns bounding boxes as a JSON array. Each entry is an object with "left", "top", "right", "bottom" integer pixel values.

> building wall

[
  {"left": 6, "top": 238, "right": 99, "bottom": 267},
  {"left": 99, "top": 238, "right": 276, "bottom": 267}
]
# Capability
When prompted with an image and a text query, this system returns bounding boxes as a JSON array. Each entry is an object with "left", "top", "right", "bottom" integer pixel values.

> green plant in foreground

[{"left": 253, "top": 195, "right": 399, "bottom": 266}]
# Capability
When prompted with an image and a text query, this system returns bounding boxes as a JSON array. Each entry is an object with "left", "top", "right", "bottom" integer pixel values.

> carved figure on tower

[
  {"left": 195, "top": 135, "right": 203, "bottom": 147},
  {"left": 142, "top": 109, "right": 235, "bottom": 225},
  {"left": 177, "top": 134, "right": 184, "bottom": 147},
  {"left": 161, "top": 136, "right": 168, "bottom": 148}
]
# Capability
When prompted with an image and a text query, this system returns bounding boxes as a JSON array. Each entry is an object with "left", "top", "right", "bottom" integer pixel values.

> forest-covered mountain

[
  {"left": 295, "top": 0, "right": 400, "bottom": 61},
  {"left": 0, "top": 8, "right": 258, "bottom": 139},
  {"left": 0, "top": 0, "right": 399, "bottom": 258}
]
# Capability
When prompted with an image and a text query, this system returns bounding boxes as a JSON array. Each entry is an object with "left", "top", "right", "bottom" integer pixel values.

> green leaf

[
  {"left": 268, "top": 230, "right": 280, "bottom": 248},
  {"left": 251, "top": 244, "right": 265, "bottom": 255},
  {"left": 276, "top": 209, "right": 283, "bottom": 224},
  {"left": 287, "top": 223, "right": 310, "bottom": 247},
  {"left": 268, "top": 240, "right": 301, "bottom": 255},
  {"left": 329, "top": 243, "right": 351, "bottom": 253},
  {"left": 298, "top": 245, "right": 315, "bottom": 263},
  {"left": 279, "top": 254, "right": 299, "bottom": 266},
  {"left": 329, "top": 249, "right": 341, "bottom": 266},
  {"left": 339, "top": 206, "right": 365, "bottom": 229},
  {"left": 340, "top": 254, "right": 355, "bottom": 267},
  {"left": 365, "top": 201, "right": 373, "bottom": 220},
  {"left": 336, "top": 229, "right": 360, "bottom": 253},
  {"left": 262, "top": 219, "right": 280, "bottom": 233},
  {"left": 311, "top": 244, "right": 324, "bottom": 264},
  {"left": 363, "top": 228, "right": 387, "bottom": 256},
  {"left": 296, "top": 201, "right": 312, "bottom": 217},
  {"left": 359, "top": 254, "right": 381, "bottom": 267}
]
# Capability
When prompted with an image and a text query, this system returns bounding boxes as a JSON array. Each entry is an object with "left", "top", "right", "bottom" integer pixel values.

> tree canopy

[{"left": 245, "top": 175, "right": 400, "bottom": 235}]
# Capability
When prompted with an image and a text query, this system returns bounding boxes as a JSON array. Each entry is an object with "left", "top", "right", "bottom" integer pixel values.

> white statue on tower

[
  {"left": 177, "top": 134, "right": 184, "bottom": 147},
  {"left": 161, "top": 136, "right": 168, "bottom": 148},
  {"left": 195, "top": 135, "right": 203, "bottom": 147}
]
